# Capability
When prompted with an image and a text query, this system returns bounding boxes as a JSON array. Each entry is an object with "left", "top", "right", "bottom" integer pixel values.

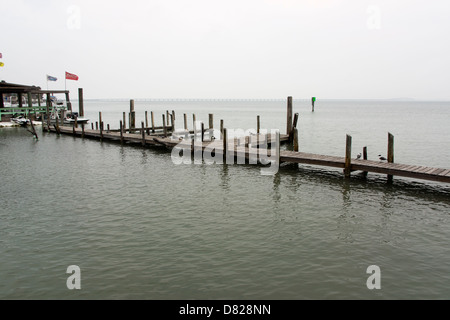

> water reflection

[{"left": 220, "top": 164, "right": 230, "bottom": 191}]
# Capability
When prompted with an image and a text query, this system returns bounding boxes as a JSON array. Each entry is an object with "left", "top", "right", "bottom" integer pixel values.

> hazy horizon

[{"left": 1, "top": 0, "right": 450, "bottom": 100}]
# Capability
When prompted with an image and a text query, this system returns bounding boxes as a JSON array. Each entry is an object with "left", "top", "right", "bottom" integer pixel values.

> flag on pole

[
  {"left": 47, "top": 75, "right": 58, "bottom": 81},
  {"left": 65, "top": 71, "right": 79, "bottom": 81}
]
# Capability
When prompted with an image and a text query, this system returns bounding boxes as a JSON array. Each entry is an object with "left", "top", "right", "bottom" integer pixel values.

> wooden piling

[
  {"left": 163, "top": 114, "right": 167, "bottom": 137},
  {"left": 293, "top": 128, "right": 299, "bottom": 152},
  {"left": 193, "top": 114, "right": 197, "bottom": 138},
  {"left": 166, "top": 110, "right": 170, "bottom": 126},
  {"left": 123, "top": 112, "right": 126, "bottom": 131},
  {"left": 78, "top": 88, "right": 84, "bottom": 116},
  {"left": 130, "top": 114, "right": 136, "bottom": 134},
  {"left": 287, "top": 96, "right": 293, "bottom": 136},
  {"left": 290, "top": 113, "right": 299, "bottom": 142},
  {"left": 151, "top": 111, "right": 155, "bottom": 133},
  {"left": 220, "top": 120, "right": 224, "bottom": 140},
  {"left": 170, "top": 114, "right": 174, "bottom": 132},
  {"left": 120, "top": 120, "right": 124, "bottom": 144},
  {"left": 55, "top": 117, "right": 61, "bottom": 135},
  {"left": 172, "top": 110, "right": 176, "bottom": 127},
  {"left": 388, "top": 133, "right": 394, "bottom": 182},
  {"left": 65, "top": 91, "right": 72, "bottom": 112},
  {"left": 27, "top": 92, "right": 33, "bottom": 117},
  {"left": 209, "top": 114, "right": 214, "bottom": 129},
  {"left": 276, "top": 131, "right": 281, "bottom": 167},
  {"left": 184, "top": 113, "right": 188, "bottom": 131},
  {"left": 145, "top": 111, "right": 149, "bottom": 135},
  {"left": 107, "top": 124, "right": 110, "bottom": 133},
  {"left": 141, "top": 122, "right": 146, "bottom": 146},
  {"left": 312, "top": 97, "right": 316, "bottom": 112},
  {"left": 75, "top": 116, "right": 78, "bottom": 129},
  {"left": 95, "top": 122, "right": 98, "bottom": 130},
  {"left": 91, "top": 123, "right": 94, "bottom": 130},
  {"left": 46, "top": 93, "right": 51, "bottom": 130},
  {"left": 29, "top": 119, "right": 38, "bottom": 140},
  {"left": 362, "top": 146, "right": 368, "bottom": 177},
  {"left": 60, "top": 109, "right": 64, "bottom": 126},
  {"left": 223, "top": 128, "right": 228, "bottom": 161},
  {"left": 81, "top": 123, "right": 85, "bottom": 138},
  {"left": 201, "top": 122, "right": 205, "bottom": 142},
  {"left": 344, "top": 135, "right": 352, "bottom": 177},
  {"left": 99, "top": 112, "right": 103, "bottom": 140},
  {"left": 257, "top": 115, "right": 260, "bottom": 134}
]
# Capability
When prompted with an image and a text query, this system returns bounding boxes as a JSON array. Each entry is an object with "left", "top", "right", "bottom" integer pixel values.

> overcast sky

[{"left": 1, "top": 0, "right": 449, "bottom": 99}]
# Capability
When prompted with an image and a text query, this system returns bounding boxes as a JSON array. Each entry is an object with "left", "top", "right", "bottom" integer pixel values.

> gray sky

[{"left": 1, "top": 0, "right": 450, "bottom": 99}]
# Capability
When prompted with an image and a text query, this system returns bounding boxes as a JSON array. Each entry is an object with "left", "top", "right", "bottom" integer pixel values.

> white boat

[
  {"left": 63, "top": 112, "right": 89, "bottom": 125},
  {"left": 11, "top": 115, "right": 30, "bottom": 127}
]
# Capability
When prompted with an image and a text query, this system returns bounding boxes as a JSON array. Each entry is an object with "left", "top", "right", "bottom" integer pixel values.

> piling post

[
  {"left": 99, "top": 112, "right": 103, "bottom": 140},
  {"left": 209, "top": 114, "right": 214, "bottom": 129},
  {"left": 287, "top": 96, "right": 293, "bottom": 136},
  {"left": 141, "top": 122, "right": 146, "bottom": 146},
  {"left": 362, "top": 146, "right": 368, "bottom": 178},
  {"left": 18, "top": 92, "right": 23, "bottom": 109},
  {"left": 60, "top": 108, "right": 65, "bottom": 126},
  {"left": 65, "top": 91, "right": 72, "bottom": 112},
  {"left": 107, "top": 124, "right": 110, "bottom": 133},
  {"left": 184, "top": 113, "right": 188, "bottom": 132},
  {"left": 78, "top": 88, "right": 84, "bottom": 116},
  {"left": 163, "top": 114, "right": 167, "bottom": 137},
  {"left": 120, "top": 120, "right": 124, "bottom": 144},
  {"left": 293, "top": 128, "right": 299, "bottom": 152},
  {"left": 130, "top": 100, "right": 135, "bottom": 133},
  {"left": 312, "top": 97, "right": 316, "bottom": 112},
  {"left": 166, "top": 110, "right": 170, "bottom": 126},
  {"left": 75, "top": 116, "right": 78, "bottom": 130},
  {"left": 41, "top": 109, "right": 45, "bottom": 132},
  {"left": 46, "top": 93, "right": 51, "bottom": 130},
  {"left": 151, "top": 111, "right": 155, "bottom": 133},
  {"left": 123, "top": 112, "right": 126, "bottom": 131},
  {"left": 193, "top": 114, "right": 197, "bottom": 139},
  {"left": 344, "top": 135, "right": 352, "bottom": 178},
  {"left": 220, "top": 120, "right": 224, "bottom": 140},
  {"left": 29, "top": 119, "right": 38, "bottom": 140},
  {"left": 223, "top": 128, "right": 228, "bottom": 161},
  {"left": 55, "top": 116, "right": 61, "bottom": 135},
  {"left": 172, "top": 110, "right": 176, "bottom": 128},
  {"left": 257, "top": 115, "right": 261, "bottom": 134},
  {"left": 27, "top": 92, "right": 33, "bottom": 118},
  {"left": 388, "top": 133, "right": 394, "bottom": 183},
  {"left": 201, "top": 122, "right": 205, "bottom": 142},
  {"left": 170, "top": 114, "right": 175, "bottom": 132},
  {"left": 276, "top": 130, "right": 281, "bottom": 168},
  {"left": 91, "top": 123, "right": 94, "bottom": 130},
  {"left": 81, "top": 123, "right": 85, "bottom": 138},
  {"left": 290, "top": 113, "right": 299, "bottom": 142},
  {"left": 145, "top": 111, "right": 149, "bottom": 135}
]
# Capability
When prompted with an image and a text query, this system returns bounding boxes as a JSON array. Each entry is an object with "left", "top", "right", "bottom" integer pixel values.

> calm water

[{"left": 1, "top": 100, "right": 450, "bottom": 299}]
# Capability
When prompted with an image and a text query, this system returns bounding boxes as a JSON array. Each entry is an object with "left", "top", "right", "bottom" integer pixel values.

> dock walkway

[{"left": 46, "top": 125, "right": 450, "bottom": 184}]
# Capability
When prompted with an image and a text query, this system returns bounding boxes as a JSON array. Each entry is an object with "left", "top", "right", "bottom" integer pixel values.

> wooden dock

[
  {"left": 45, "top": 125, "right": 450, "bottom": 184},
  {"left": 33, "top": 92, "right": 450, "bottom": 184}
]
